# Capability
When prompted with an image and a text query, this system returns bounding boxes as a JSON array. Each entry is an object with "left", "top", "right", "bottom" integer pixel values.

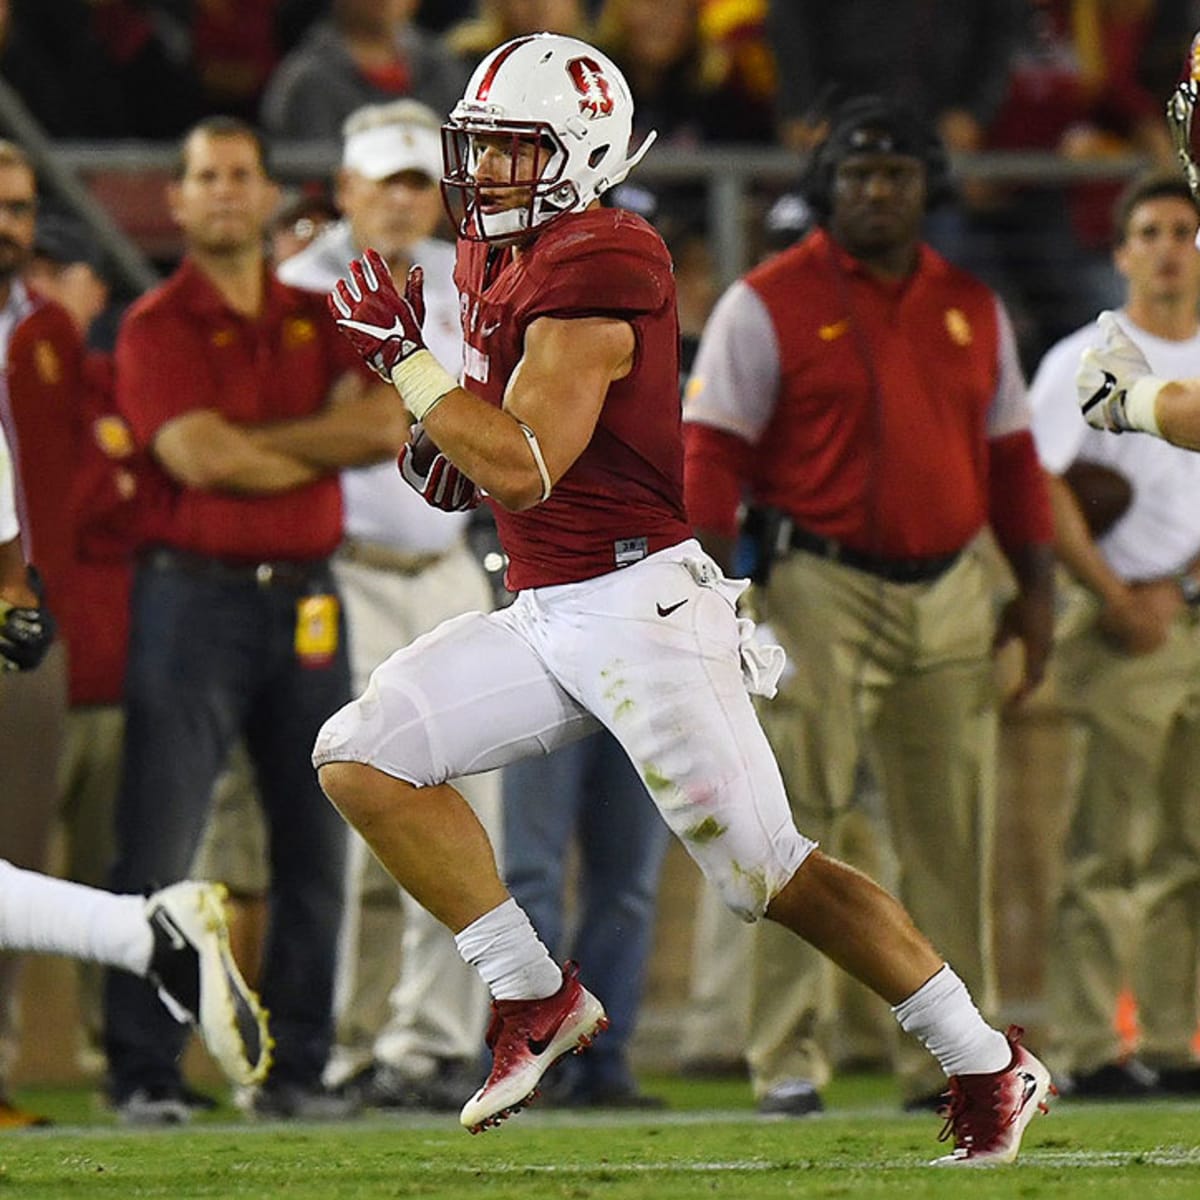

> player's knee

[
  {"left": 316, "top": 760, "right": 375, "bottom": 820},
  {"left": 702, "top": 828, "right": 815, "bottom": 923},
  {"left": 317, "top": 759, "right": 421, "bottom": 836},
  {"left": 313, "top": 687, "right": 437, "bottom": 786}
]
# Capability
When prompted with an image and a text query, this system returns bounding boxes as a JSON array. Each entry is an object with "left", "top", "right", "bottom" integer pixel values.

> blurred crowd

[
  {"left": 1, "top": 0, "right": 1199, "bottom": 1128},
  {"left": 4, "top": 0, "right": 1196, "bottom": 369}
]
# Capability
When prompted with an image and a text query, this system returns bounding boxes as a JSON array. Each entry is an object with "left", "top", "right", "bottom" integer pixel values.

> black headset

[{"left": 802, "top": 95, "right": 954, "bottom": 222}]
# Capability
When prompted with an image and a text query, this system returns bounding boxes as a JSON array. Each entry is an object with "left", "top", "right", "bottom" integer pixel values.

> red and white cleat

[
  {"left": 932, "top": 1026, "right": 1055, "bottom": 1166},
  {"left": 460, "top": 961, "right": 608, "bottom": 1133}
]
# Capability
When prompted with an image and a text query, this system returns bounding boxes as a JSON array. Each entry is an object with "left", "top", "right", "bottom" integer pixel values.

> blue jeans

[
  {"left": 502, "top": 730, "right": 670, "bottom": 1095},
  {"left": 105, "top": 555, "right": 351, "bottom": 1096}
]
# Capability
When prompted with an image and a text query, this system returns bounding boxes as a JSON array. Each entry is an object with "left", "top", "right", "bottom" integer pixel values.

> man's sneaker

[
  {"left": 248, "top": 1081, "right": 364, "bottom": 1121},
  {"left": 459, "top": 961, "right": 608, "bottom": 1133},
  {"left": 115, "top": 1085, "right": 195, "bottom": 1127},
  {"left": 145, "top": 881, "right": 273, "bottom": 1086},
  {"left": 757, "top": 1078, "right": 825, "bottom": 1116},
  {"left": 933, "top": 1026, "right": 1054, "bottom": 1166}
]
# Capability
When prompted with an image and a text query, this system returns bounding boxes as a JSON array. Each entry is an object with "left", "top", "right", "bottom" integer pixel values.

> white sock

[
  {"left": 0, "top": 859, "right": 153, "bottom": 976},
  {"left": 892, "top": 964, "right": 1011, "bottom": 1077},
  {"left": 453, "top": 897, "right": 562, "bottom": 1001}
]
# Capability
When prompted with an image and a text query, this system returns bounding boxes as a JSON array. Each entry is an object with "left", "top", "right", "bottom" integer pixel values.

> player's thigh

[
  {"left": 314, "top": 609, "right": 596, "bottom": 785},
  {"left": 559, "top": 556, "right": 811, "bottom": 918}
]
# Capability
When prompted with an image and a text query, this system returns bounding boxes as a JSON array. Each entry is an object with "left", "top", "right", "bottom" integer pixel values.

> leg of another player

[{"left": 0, "top": 857, "right": 152, "bottom": 972}]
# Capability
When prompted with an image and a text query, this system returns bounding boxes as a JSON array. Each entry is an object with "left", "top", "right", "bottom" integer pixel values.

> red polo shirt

[
  {"left": 116, "top": 258, "right": 356, "bottom": 561},
  {"left": 685, "top": 228, "right": 1046, "bottom": 559}
]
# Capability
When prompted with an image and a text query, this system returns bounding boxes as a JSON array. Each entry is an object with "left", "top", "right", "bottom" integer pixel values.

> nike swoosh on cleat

[
  {"left": 526, "top": 1034, "right": 554, "bottom": 1056},
  {"left": 1081, "top": 370, "right": 1117, "bottom": 414},
  {"left": 656, "top": 600, "right": 688, "bottom": 618}
]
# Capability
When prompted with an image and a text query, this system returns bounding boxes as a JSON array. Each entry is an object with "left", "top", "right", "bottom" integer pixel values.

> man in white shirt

[
  {"left": 1032, "top": 172, "right": 1200, "bottom": 1098},
  {"left": 282, "top": 100, "right": 499, "bottom": 1109}
]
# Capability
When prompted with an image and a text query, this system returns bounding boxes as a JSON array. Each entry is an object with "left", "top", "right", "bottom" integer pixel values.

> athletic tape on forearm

[
  {"left": 1123, "top": 375, "right": 1165, "bottom": 436},
  {"left": 390, "top": 350, "right": 458, "bottom": 420},
  {"left": 517, "top": 422, "right": 553, "bottom": 502}
]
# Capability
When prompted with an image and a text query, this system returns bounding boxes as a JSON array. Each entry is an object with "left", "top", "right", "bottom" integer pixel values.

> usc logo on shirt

[
  {"left": 283, "top": 317, "right": 316, "bottom": 349},
  {"left": 33, "top": 339, "right": 61, "bottom": 385},
  {"left": 945, "top": 308, "right": 973, "bottom": 347}
]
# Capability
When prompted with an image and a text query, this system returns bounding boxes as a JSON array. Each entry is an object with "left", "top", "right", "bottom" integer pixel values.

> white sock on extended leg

[
  {"left": 0, "top": 859, "right": 153, "bottom": 976},
  {"left": 454, "top": 897, "right": 562, "bottom": 1001},
  {"left": 892, "top": 964, "right": 1011, "bottom": 1077}
]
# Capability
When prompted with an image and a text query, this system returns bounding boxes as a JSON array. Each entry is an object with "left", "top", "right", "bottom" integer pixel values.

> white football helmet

[{"left": 441, "top": 33, "right": 656, "bottom": 243}]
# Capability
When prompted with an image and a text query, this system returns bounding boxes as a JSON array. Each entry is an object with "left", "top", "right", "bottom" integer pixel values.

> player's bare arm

[
  {"left": 244, "top": 371, "right": 410, "bottom": 469},
  {"left": 1045, "top": 473, "right": 1169, "bottom": 655},
  {"left": 423, "top": 314, "right": 634, "bottom": 511},
  {"left": 331, "top": 247, "right": 635, "bottom": 511},
  {"left": 153, "top": 409, "right": 320, "bottom": 493}
]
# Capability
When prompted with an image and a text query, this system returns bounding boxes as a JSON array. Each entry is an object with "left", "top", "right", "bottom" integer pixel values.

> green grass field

[{"left": 2, "top": 1075, "right": 1199, "bottom": 1199}]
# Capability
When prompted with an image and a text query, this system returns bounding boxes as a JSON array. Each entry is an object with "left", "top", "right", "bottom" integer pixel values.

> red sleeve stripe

[{"left": 988, "top": 429, "right": 1054, "bottom": 552}]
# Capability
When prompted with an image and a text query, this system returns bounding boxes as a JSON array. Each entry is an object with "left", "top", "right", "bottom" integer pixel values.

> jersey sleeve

[
  {"left": 526, "top": 244, "right": 672, "bottom": 320},
  {"left": 115, "top": 307, "right": 216, "bottom": 449},
  {"left": 683, "top": 280, "right": 781, "bottom": 442},
  {"left": 984, "top": 296, "right": 1034, "bottom": 439}
]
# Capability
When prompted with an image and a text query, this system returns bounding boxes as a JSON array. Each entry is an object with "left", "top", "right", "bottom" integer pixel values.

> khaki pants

[
  {"left": 1048, "top": 583, "right": 1200, "bottom": 1074},
  {"left": 0, "top": 641, "right": 68, "bottom": 1092},
  {"left": 57, "top": 703, "right": 124, "bottom": 1069},
  {"left": 747, "top": 547, "right": 998, "bottom": 1102}
]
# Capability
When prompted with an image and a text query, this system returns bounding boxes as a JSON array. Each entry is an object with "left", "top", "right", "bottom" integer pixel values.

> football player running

[{"left": 318, "top": 33, "right": 1052, "bottom": 1163}]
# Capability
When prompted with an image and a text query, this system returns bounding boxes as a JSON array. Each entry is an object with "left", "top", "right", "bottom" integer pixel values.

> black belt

[
  {"left": 788, "top": 523, "right": 960, "bottom": 584},
  {"left": 144, "top": 547, "right": 328, "bottom": 589}
]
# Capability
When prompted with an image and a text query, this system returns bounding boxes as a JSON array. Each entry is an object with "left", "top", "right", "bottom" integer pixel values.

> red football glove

[
  {"left": 329, "top": 248, "right": 427, "bottom": 383},
  {"left": 398, "top": 423, "right": 481, "bottom": 513}
]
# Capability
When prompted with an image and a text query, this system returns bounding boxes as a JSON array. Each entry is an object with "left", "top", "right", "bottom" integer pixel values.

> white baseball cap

[{"left": 341, "top": 120, "right": 443, "bottom": 183}]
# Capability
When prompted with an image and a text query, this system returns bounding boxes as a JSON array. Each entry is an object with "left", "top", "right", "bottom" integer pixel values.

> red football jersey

[{"left": 454, "top": 208, "right": 691, "bottom": 589}]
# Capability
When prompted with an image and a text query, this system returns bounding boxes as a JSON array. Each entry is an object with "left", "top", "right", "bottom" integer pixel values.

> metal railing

[{"left": 42, "top": 137, "right": 1159, "bottom": 296}]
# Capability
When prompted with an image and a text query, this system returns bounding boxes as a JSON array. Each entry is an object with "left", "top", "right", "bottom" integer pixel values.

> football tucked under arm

[
  {"left": 397, "top": 422, "right": 481, "bottom": 513},
  {"left": 1061, "top": 461, "right": 1133, "bottom": 539}
]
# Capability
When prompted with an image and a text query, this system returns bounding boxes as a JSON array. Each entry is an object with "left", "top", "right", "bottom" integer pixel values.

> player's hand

[
  {"left": 397, "top": 422, "right": 481, "bottom": 513},
  {"left": 1167, "top": 34, "right": 1200, "bottom": 202},
  {"left": 0, "top": 566, "right": 56, "bottom": 672},
  {"left": 1076, "top": 311, "right": 1153, "bottom": 433},
  {"left": 329, "top": 249, "right": 427, "bottom": 384}
]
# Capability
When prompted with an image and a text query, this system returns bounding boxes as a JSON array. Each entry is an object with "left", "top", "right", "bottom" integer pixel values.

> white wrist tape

[
  {"left": 517, "top": 421, "right": 553, "bottom": 502},
  {"left": 390, "top": 350, "right": 458, "bottom": 421},
  {"left": 1123, "top": 375, "right": 1165, "bottom": 436}
]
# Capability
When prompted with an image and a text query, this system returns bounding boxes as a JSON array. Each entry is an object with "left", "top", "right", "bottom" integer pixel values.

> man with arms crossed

[
  {"left": 319, "top": 33, "right": 1052, "bottom": 1164},
  {"left": 105, "top": 117, "right": 406, "bottom": 1124}
]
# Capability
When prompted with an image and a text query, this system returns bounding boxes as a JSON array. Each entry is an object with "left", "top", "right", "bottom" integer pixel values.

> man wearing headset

[{"left": 683, "top": 95, "right": 1056, "bottom": 1116}]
